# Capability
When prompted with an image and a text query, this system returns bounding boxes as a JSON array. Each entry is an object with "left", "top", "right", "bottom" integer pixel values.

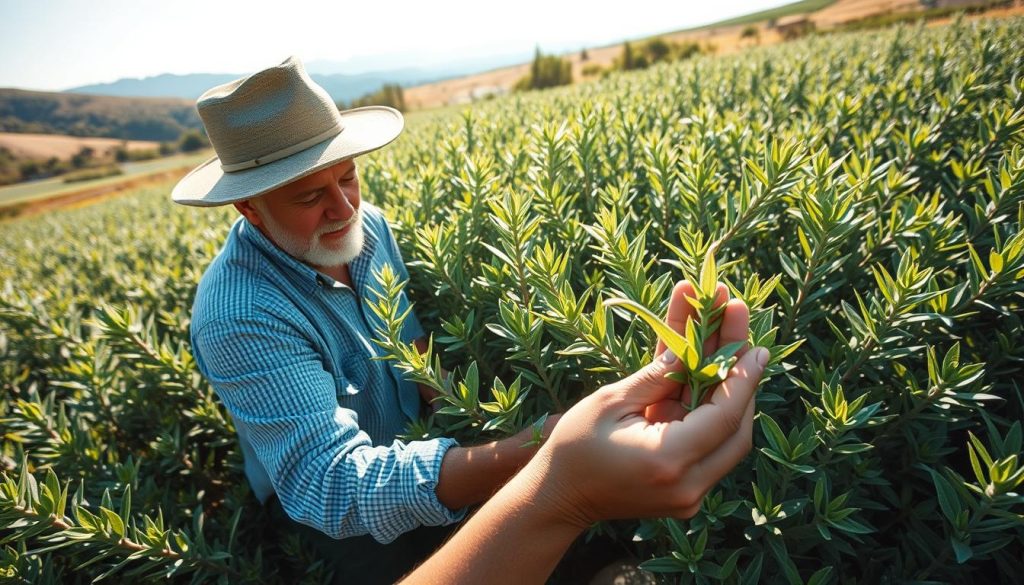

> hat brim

[{"left": 171, "top": 106, "right": 403, "bottom": 207}]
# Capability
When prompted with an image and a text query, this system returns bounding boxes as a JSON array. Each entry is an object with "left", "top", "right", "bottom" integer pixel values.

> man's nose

[{"left": 323, "top": 181, "right": 355, "bottom": 221}]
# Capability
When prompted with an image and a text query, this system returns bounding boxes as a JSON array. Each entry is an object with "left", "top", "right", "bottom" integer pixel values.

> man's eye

[{"left": 298, "top": 192, "right": 322, "bottom": 205}]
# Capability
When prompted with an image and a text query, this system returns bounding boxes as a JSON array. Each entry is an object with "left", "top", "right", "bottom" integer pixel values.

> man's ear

[{"left": 234, "top": 198, "right": 263, "bottom": 227}]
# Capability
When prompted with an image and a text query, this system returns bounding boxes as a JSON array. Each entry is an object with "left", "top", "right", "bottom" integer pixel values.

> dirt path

[{"left": 0, "top": 168, "right": 185, "bottom": 221}]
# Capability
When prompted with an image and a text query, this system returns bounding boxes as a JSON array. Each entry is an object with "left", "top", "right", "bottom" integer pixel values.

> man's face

[{"left": 236, "top": 160, "right": 364, "bottom": 269}]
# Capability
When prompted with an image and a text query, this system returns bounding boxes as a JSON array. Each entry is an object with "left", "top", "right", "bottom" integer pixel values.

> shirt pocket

[
  {"left": 333, "top": 355, "right": 369, "bottom": 404},
  {"left": 334, "top": 375, "right": 361, "bottom": 399}
]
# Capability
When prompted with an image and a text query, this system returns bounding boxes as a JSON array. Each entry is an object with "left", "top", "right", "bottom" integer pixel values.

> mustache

[{"left": 315, "top": 209, "right": 361, "bottom": 237}]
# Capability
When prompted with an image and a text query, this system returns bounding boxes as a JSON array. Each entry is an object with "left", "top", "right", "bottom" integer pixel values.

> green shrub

[
  {"left": 2, "top": 17, "right": 1023, "bottom": 584},
  {"left": 581, "top": 63, "right": 606, "bottom": 78},
  {"left": 615, "top": 37, "right": 703, "bottom": 72},
  {"left": 516, "top": 47, "right": 573, "bottom": 91},
  {"left": 177, "top": 130, "right": 208, "bottom": 153},
  {"left": 346, "top": 83, "right": 407, "bottom": 112},
  {"left": 61, "top": 164, "right": 123, "bottom": 183}
]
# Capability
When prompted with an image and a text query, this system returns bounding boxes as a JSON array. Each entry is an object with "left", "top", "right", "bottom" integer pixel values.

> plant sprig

[{"left": 605, "top": 247, "right": 743, "bottom": 411}]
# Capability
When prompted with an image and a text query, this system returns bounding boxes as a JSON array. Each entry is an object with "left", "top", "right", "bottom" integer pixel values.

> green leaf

[
  {"left": 807, "top": 566, "right": 834, "bottom": 585},
  {"left": 832, "top": 443, "right": 873, "bottom": 454},
  {"left": 951, "top": 537, "right": 973, "bottom": 564},
  {"left": 101, "top": 507, "right": 126, "bottom": 538},
  {"left": 942, "top": 342, "right": 961, "bottom": 374},
  {"left": 928, "top": 468, "right": 963, "bottom": 524},
  {"left": 761, "top": 447, "right": 815, "bottom": 474},
  {"left": 120, "top": 485, "right": 132, "bottom": 530},
  {"left": 603, "top": 298, "right": 690, "bottom": 361},
  {"left": 766, "top": 537, "right": 802, "bottom": 585},
  {"left": 759, "top": 414, "right": 789, "bottom": 453},
  {"left": 638, "top": 557, "right": 686, "bottom": 573},
  {"left": 665, "top": 519, "right": 692, "bottom": 557},
  {"left": 700, "top": 247, "right": 718, "bottom": 298}
]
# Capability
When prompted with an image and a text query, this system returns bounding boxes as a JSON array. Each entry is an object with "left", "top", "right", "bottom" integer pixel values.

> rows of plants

[{"left": 2, "top": 16, "right": 1023, "bottom": 583}]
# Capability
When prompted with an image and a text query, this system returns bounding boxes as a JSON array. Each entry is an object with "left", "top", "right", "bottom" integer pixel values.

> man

[{"left": 174, "top": 57, "right": 556, "bottom": 584}]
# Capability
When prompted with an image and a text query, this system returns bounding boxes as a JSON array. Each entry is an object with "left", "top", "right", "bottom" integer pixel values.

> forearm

[
  {"left": 434, "top": 435, "right": 538, "bottom": 509},
  {"left": 402, "top": 454, "right": 582, "bottom": 584}
]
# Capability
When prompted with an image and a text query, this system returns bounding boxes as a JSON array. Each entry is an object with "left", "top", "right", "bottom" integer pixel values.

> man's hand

[{"left": 526, "top": 281, "right": 767, "bottom": 527}]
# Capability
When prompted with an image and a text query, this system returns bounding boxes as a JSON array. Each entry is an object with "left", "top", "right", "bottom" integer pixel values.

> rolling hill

[{"left": 0, "top": 89, "right": 200, "bottom": 142}]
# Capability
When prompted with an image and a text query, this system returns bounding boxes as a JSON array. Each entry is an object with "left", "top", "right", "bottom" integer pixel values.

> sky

[{"left": 0, "top": 0, "right": 794, "bottom": 91}]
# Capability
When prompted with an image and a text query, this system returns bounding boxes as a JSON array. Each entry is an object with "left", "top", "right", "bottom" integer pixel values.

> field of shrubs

[{"left": 2, "top": 15, "right": 1023, "bottom": 584}]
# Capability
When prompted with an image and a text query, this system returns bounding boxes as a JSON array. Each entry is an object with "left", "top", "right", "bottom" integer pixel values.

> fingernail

[
  {"left": 660, "top": 349, "right": 677, "bottom": 364},
  {"left": 755, "top": 347, "right": 770, "bottom": 368}
]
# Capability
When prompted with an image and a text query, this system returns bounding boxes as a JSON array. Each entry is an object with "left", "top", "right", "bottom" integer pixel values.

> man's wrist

[{"left": 494, "top": 432, "right": 540, "bottom": 476}]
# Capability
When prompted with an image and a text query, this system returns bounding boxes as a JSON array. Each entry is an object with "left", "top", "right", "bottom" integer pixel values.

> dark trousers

[{"left": 266, "top": 495, "right": 458, "bottom": 585}]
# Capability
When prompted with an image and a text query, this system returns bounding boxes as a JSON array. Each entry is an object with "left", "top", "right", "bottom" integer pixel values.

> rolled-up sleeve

[{"left": 193, "top": 314, "right": 460, "bottom": 543}]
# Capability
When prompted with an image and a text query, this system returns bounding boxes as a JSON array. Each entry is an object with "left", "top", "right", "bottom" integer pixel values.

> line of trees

[
  {"left": 616, "top": 37, "right": 703, "bottom": 72},
  {"left": 0, "top": 129, "right": 210, "bottom": 186},
  {"left": 343, "top": 83, "right": 407, "bottom": 112}
]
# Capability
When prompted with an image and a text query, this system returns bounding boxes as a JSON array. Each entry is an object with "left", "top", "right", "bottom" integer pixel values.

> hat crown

[{"left": 197, "top": 56, "right": 344, "bottom": 170}]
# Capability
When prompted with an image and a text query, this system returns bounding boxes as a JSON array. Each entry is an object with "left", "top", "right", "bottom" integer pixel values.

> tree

[
  {"left": 347, "top": 84, "right": 407, "bottom": 112},
  {"left": 515, "top": 48, "right": 573, "bottom": 91},
  {"left": 70, "top": 146, "right": 94, "bottom": 169},
  {"left": 741, "top": 25, "right": 760, "bottom": 45},
  {"left": 622, "top": 41, "right": 635, "bottom": 71},
  {"left": 644, "top": 38, "right": 672, "bottom": 63},
  {"left": 178, "top": 130, "right": 208, "bottom": 153}
]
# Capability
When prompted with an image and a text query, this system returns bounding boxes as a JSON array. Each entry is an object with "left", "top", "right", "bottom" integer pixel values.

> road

[{"left": 0, "top": 151, "right": 212, "bottom": 207}]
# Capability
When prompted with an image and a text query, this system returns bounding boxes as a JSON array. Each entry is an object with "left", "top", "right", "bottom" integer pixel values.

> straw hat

[{"left": 171, "top": 56, "right": 403, "bottom": 206}]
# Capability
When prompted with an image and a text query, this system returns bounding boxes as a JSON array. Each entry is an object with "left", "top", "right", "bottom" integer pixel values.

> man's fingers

[
  {"left": 701, "top": 284, "right": 730, "bottom": 356},
  {"left": 683, "top": 389, "right": 756, "bottom": 493},
  {"left": 666, "top": 347, "right": 769, "bottom": 463},
  {"left": 605, "top": 350, "right": 685, "bottom": 411},
  {"left": 656, "top": 281, "right": 697, "bottom": 356},
  {"left": 718, "top": 299, "right": 750, "bottom": 358}
]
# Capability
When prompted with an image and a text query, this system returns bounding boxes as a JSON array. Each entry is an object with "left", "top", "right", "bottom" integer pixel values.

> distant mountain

[
  {"left": 67, "top": 74, "right": 241, "bottom": 103},
  {"left": 1, "top": 52, "right": 556, "bottom": 143},
  {"left": 67, "top": 71, "right": 425, "bottom": 104},
  {"left": 0, "top": 89, "right": 200, "bottom": 142},
  {"left": 65, "top": 54, "right": 534, "bottom": 104}
]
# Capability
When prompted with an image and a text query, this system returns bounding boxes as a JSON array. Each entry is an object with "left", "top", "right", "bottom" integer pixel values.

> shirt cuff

[{"left": 407, "top": 436, "right": 467, "bottom": 528}]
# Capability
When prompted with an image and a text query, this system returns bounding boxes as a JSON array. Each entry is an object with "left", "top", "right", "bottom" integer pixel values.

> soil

[{"left": 0, "top": 132, "right": 160, "bottom": 161}]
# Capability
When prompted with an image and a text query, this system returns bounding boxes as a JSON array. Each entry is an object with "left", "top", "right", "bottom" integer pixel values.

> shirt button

[{"left": 316, "top": 276, "right": 326, "bottom": 287}]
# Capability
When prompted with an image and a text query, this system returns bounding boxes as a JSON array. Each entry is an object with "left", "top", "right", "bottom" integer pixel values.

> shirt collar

[{"left": 237, "top": 214, "right": 379, "bottom": 295}]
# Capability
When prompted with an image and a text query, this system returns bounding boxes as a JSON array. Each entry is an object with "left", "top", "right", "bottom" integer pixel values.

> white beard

[{"left": 257, "top": 207, "right": 365, "bottom": 269}]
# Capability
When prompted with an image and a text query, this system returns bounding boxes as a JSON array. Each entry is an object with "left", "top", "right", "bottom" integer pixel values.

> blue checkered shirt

[{"left": 190, "top": 203, "right": 463, "bottom": 543}]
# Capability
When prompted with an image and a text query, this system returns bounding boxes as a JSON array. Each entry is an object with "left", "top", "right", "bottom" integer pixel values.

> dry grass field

[
  {"left": 0, "top": 132, "right": 159, "bottom": 161},
  {"left": 404, "top": 0, "right": 1024, "bottom": 110}
]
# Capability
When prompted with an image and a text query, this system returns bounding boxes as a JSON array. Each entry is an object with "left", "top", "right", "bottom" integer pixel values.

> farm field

[
  {"left": 2, "top": 16, "right": 1023, "bottom": 585},
  {"left": 0, "top": 150, "right": 211, "bottom": 212},
  {"left": 404, "top": 0, "right": 1024, "bottom": 109},
  {"left": 0, "top": 132, "right": 160, "bottom": 161}
]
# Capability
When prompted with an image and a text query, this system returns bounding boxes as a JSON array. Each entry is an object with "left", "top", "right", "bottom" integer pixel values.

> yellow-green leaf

[
  {"left": 603, "top": 298, "right": 691, "bottom": 360},
  {"left": 700, "top": 248, "right": 718, "bottom": 298},
  {"left": 989, "top": 250, "right": 1003, "bottom": 273}
]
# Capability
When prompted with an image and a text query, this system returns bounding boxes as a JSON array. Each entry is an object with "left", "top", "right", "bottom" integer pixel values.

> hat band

[{"left": 220, "top": 124, "right": 343, "bottom": 172}]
